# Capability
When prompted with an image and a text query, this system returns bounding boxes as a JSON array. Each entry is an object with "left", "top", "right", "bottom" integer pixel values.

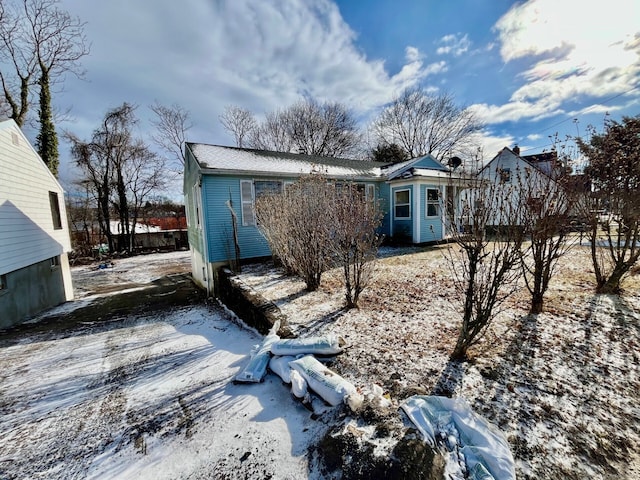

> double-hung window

[
  {"left": 426, "top": 188, "right": 440, "bottom": 217},
  {"left": 240, "top": 180, "right": 283, "bottom": 226},
  {"left": 394, "top": 189, "right": 411, "bottom": 219}
]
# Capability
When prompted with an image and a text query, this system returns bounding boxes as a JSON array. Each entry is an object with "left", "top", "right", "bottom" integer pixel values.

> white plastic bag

[
  {"left": 271, "top": 334, "right": 342, "bottom": 356},
  {"left": 235, "top": 321, "right": 280, "bottom": 383},
  {"left": 290, "top": 370, "right": 308, "bottom": 399},
  {"left": 269, "top": 355, "right": 296, "bottom": 383},
  {"left": 288, "top": 354, "right": 356, "bottom": 406}
]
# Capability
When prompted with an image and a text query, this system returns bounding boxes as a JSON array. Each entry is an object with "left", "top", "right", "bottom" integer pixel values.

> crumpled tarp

[{"left": 401, "top": 395, "right": 515, "bottom": 480}]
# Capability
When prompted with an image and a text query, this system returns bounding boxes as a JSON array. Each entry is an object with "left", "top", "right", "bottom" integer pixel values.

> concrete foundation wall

[{"left": 0, "top": 257, "right": 67, "bottom": 329}]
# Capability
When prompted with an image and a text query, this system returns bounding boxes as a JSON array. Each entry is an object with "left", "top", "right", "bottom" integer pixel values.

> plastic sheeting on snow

[{"left": 401, "top": 396, "right": 515, "bottom": 480}]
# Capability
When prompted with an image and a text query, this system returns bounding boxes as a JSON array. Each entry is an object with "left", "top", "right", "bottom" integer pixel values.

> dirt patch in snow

[{"left": 237, "top": 242, "right": 640, "bottom": 480}]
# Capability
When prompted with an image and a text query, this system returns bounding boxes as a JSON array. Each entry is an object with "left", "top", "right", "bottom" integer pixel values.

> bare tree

[
  {"left": 1, "top": 0, "right": 89, "bottom": 175},
  {"left": 331, "top": 183, "right": 383, "bottom": 308},
  {"left": 67, "top": 103, "right": 167, "bottom": 255},
  {"left": 285, "top": 99, "right": 361, "bottom": 157},
  {"left": 150, "top": 101, "right": 192, "bottom": 167},
  {"left": 517, "top": 166, "right": 576, "bottom": 314},
  {"left": 220, "top": 98, "right": 361, "bottom": 157},
  {"left": 250, "top": 108, "right": 294, "bottom": 152},
  {"left": 124, "top": 143, "right": 167, "bottom": 251},
  {"left": 445, "top": 168, "right": 525, "bottom": 360},
  {"left": 372, "top": 87, "right": 481, "bottom": 161},
  {"left": 219, "top": 105, "right": 257, "bottom": 148},
  {"left": 0, "top": 0, "right": 37, "bottom": 126},
  {"left": 577, "top": 116, "right": 640, "bottom": 293},
  {"left": 66, "top": 131, "right": 114, "bottom": 252}
]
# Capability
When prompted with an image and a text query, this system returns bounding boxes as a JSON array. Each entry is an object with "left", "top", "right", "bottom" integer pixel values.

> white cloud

[
  {"left": 484, "top": 0, "right": 640, "bottom": 124},
  {"left": 59, "top": 0, "right": 447, "bottom": 146},
  {"left": 436, "top": 33, "right": 471, "bottom": 57}
]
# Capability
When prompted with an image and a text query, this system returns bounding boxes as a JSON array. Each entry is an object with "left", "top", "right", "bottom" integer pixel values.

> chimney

[{"left": 513, "top": 145, "right": 520, "bottom": 155}]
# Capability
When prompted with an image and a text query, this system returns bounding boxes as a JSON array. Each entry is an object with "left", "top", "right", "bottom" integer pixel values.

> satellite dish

[{"left": 448, "top": 156, "right": 462, "bottom": 169}]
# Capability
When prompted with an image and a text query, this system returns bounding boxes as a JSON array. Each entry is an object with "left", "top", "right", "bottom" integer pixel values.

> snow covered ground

[
  {"left": 1, "top": 245, "right": 639, "bottom": 479},
  {"left": 238, "top": 243, "right": 640, "bottom": 480},
  {"left": 0, "top": 251, "right": 329, "bottom": 479}
]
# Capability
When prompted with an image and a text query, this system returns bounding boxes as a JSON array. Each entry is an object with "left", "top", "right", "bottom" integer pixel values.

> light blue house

[{"left": 184, "top": 143, "right": 466, "bottom": 294}]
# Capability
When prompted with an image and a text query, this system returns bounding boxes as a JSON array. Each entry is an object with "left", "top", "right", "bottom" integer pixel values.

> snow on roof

[
  {"left": 188, "top": 143, "right": 383, "bottom": 180},
  {"left": 383, "top": 154, "right": 460, "bottom": 181}
]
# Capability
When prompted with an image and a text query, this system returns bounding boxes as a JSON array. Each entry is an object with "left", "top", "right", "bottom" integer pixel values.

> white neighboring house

[
  {"left": 0, "top": 119, "right": 74, "bottom": 328},
  {"left": 476, "top": 146, "right": 561, "bottom": 227}
]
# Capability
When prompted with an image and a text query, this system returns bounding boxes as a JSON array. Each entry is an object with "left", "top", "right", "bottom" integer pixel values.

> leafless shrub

[
  {"left": 255, "top": 175, "right": 334, "bottom": 291},
  {"left": 330, "top": 184, "right": 383, "bottom": 309},
  {"left": 517, "top": 166, "right": 576, "bottom": 314},
  {"left": 256, "top": 176, "right": 382, "bottom": 306},
  {"left": 577, "top": 116, "right": 640, "bottom": 293},
  {"left": 445, "top": 170, "right": 525, "bottom": 360}
]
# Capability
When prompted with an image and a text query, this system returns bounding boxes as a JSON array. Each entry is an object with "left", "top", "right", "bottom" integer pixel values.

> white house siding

[
  {"left": 0, "top": 120, "right": 74, "bottom": 326},
  {"left": 477, "top": 148, "right": 554, "bottom": 227}
]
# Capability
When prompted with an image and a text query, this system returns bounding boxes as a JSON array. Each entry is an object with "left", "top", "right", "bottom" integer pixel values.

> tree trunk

[
  {"left": 597, "top": 266, "right": 626, "bottom": 294},
  {"left": 530, "top": 292, "right": 544, "bottom": 315}
]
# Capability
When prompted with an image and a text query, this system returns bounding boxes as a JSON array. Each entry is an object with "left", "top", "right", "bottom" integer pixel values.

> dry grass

[{"left": 238, "top": 240, "right": 640, "bottom": 480}]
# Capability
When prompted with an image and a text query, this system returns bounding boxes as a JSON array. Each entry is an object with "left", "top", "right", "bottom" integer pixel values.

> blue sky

[{"left": 11, "top": 0, "right": 639, "bottom": 191}]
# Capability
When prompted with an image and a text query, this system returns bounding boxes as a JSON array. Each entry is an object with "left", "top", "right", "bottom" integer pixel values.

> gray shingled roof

[{"left": 188, "top": 143, "right": 384, "bottom": 180}]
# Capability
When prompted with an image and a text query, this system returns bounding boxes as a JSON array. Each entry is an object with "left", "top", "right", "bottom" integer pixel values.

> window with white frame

[
  {"left": 240, "top": 180, "right": 283, "bottom": 226},
  {"left": 426, "top": 188, "right": 440, "bottom": 217},
  {"left": 394, "top": 189, "right": 411, "bottom": 219},
  {"left": 366, "top": 184, "right": 375, "bottom": 202},
  {"left": 50, "top": 256, "right": 60, "bottom": 268}
]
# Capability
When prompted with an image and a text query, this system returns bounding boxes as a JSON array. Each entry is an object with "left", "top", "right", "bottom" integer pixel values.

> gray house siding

[{"left": 0, "top": 257, "right": 66, "bottom": 328}]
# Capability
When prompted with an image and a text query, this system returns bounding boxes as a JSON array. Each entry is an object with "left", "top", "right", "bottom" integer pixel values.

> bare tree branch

[
  {"left": 150, "top": 101, "right": 192, "bottom": 166},
  {"left": 372, "top": 87, "right": 482, "bottom": 161}
]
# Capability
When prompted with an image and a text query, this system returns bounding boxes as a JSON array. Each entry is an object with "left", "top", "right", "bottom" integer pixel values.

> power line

[{"left": 518, "top": 84, "right": 640, "bottom": 153}]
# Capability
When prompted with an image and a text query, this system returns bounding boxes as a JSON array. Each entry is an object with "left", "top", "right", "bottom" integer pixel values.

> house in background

[
  {"left": 477, "top": 146, "right": 567, "bottom": 228},
  {"left": 0, "top": 119, "right": 74, "bottom": 328},
  {"left": 183, "top": 143, "right": 467, "bottom": 294}
]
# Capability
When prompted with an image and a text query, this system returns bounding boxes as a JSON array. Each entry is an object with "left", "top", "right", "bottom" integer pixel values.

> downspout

[
  {"left": 414, "top": 183, "right": 420, "bottom": 243},
  {"left": 442, "top": 184, "right": 447, "bottom": 239}
]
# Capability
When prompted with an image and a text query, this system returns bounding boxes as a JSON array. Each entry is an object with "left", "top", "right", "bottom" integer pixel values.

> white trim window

[
  {"left": 366, "top": 184, "right": 376, "bottom": 202},
  {"left": 240, "top": 180, "right": 283, "bottom": 226},
  {"left": 426, "top": 188, "right": 440, "bottom": 218},
  {"left": 394, "top": 188, "right": 411, "bottom": 219},
  {"left": 240, "top": 180, "right": 255, "bottom": 226}
]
